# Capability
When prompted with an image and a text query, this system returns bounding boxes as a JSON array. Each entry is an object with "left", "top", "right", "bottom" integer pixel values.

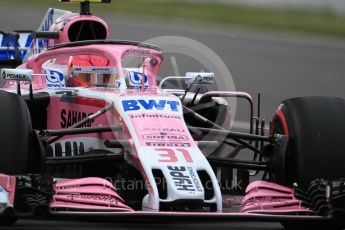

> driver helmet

[{"left": 67, "top": 55, "right": 118, "bottom": 87}]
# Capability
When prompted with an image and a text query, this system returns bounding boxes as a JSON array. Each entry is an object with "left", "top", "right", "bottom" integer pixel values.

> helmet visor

[{"left": 71, "top": 66, "right": 118, "bottom": 87}]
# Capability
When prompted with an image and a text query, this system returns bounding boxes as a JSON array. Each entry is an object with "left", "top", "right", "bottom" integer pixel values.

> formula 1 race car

[{"left": 0, "top": 0, "right": 345, "bottom": 229}]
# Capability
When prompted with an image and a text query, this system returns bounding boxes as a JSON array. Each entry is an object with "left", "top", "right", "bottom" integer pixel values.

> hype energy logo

[{"left": 122, "top": 99, "right": 180, "bottom": 112}]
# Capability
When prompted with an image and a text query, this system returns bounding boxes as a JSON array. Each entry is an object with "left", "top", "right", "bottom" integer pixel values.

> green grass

[{"left": 3, "top": 0, "right": 345, "bottom": 38}]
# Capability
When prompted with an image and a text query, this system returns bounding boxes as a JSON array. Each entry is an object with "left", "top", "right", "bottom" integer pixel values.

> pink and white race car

[{"left": 0, "top": 1, "right": 344, "bottom": 229}]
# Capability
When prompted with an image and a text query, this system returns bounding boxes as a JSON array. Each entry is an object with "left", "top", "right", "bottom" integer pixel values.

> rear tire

[
  {"left": 0, "top": 91, "right": 32, "bottom": 174},
  {"left": 0, "top": 208, "right": 17, "bottom": 226},
  {"left": 271, "top": 96, "right": 345, "bottom": 189}
]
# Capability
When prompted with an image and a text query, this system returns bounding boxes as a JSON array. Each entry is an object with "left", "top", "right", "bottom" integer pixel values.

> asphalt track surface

[
  {"left": 1, "top": 4, "right": 345, "bottom": 230},
  {"left": 2, "top": 219, "right": 284, "bottom": 230}
]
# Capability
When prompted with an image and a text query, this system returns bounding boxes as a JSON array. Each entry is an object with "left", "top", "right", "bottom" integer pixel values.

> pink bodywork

[
  {"left": 51, "top": 177, "right": 133, "bottom": 212},
  {"left": 240, "top": 181, "right": 309, "bottom": 213},
  {"left": 0, "top": 174, "right": 16, "bottom": 206},
  {"left": 0, "top": 7, "right": 318, "bottom": 217},
  {"left": 24, "top": 44, "right": 163, "bottom": 90},
  {"left": 51, "top": 14, "right": 109, "bottom": 45},
  {"left": 26, "top": 11, "right": 110, "bottom": 61},
  {"left": 5, "top": 11, "right": 161, "bottom": 92},
  {"left": 129, "top": 112, "right": 196, "bottom": 147}
]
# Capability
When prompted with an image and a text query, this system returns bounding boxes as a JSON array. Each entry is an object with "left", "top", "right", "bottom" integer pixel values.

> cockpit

[{"left": 0, "top": 42, "right": 163, "bottom": 92}]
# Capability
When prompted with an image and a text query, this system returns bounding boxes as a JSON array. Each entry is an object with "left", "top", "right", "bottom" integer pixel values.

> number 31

[{"left": 154, "top": 148, "right": 193, "bottom": 163}]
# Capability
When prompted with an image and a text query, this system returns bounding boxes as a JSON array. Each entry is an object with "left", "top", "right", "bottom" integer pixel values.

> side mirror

[
  {"left": 1, "top": 68, "right": 34, "bottom": 98},
  {"left": 159, "top": 72, "right": 215, "bottom": 91},
  {"left": 185, "top": 72, "right": 215, "bottom": 87},
  {"left": 1, "top": 68, "right": 33, "bottom": 82}
]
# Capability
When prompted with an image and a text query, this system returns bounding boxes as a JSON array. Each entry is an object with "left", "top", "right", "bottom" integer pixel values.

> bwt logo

[{"left": 122, "top": 100, "right": 180, "bottom": 112}]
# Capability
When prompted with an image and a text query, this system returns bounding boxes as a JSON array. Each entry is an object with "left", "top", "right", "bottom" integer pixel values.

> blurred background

[{"left": 1, "top": 0, "right": 345, "bottom": 128}]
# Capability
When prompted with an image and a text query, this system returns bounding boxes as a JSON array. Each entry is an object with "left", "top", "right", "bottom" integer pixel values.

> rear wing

[
  {"left": 23, "top": 8, "right": 71, "bottom": 62},
  {"left": 0, "top": 31, "right": 32, "bottom": 67},
  {"left": 0, "top": 8, "right": 71, "bottom": 68}
]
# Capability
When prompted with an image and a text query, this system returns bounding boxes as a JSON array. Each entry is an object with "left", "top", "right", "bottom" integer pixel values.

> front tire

[
  {"left": 0, "top": 91, "right": 32, "bottom": 174},
  {"left": 271, "top": 96, "right": 345, "bottom": 189}
]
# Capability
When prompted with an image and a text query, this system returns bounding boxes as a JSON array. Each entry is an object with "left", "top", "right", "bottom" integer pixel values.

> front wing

[{"left": 1, "top": 174, "right": 344, "bottom": 228}]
